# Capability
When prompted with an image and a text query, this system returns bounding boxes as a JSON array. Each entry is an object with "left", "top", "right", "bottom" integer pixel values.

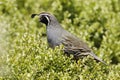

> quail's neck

[{"left": 47, "top": 20, "right": 63, "bottom": 30}]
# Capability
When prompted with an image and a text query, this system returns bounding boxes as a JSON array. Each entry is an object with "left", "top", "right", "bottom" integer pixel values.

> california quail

[{"left": 31, "top": 12, "right": 106, "bottom": 64}]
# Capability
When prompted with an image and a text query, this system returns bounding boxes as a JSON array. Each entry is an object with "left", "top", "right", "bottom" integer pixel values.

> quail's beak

[{"left": 39, "top": 15, "right": 43, "bottom": 22}]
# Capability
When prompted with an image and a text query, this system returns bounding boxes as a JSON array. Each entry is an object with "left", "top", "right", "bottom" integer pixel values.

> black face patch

[{"left": 40, "top": 15, "right": 50, "bottom": 26}]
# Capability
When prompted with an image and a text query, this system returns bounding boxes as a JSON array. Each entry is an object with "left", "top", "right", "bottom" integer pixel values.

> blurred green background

[{"left": 0, "top": 0, "right": 120, "bottom": 79}]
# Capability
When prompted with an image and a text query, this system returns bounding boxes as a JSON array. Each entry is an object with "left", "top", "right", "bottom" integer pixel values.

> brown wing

[
  {"left": 61, "top": 34, "right": 106, "bottom": 64},
  {"left": 62, "top": 34, "right": 92, "bottom": 54}
]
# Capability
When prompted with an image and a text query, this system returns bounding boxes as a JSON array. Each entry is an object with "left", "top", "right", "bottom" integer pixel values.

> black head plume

[{"left": 31, "top": 14, "right": 38, "bottom": 18}]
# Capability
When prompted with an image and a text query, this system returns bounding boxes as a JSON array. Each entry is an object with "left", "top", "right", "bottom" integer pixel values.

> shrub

[{"left": 0, "top": 0, "right": 120, "bottom": 79}]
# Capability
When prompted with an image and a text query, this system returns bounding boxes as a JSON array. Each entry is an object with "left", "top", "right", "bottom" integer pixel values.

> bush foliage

[{"left": 0, "top": 0, "right": 120, "bottom": 80}]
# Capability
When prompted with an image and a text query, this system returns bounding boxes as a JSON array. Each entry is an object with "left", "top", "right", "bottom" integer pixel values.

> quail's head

[{"left": 31, "top": 12, "right": 59, "bottom": 26}]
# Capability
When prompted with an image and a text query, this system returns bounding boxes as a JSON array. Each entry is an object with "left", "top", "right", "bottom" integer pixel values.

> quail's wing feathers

[
  {"left": 62, "top": 33, "right": 92, "bottom": 54},
  {"left": 62, "top": 32, "right": 106, "bottom": 64}
]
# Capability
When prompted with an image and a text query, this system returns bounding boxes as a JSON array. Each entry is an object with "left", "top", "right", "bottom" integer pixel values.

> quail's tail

[{"left": 89, "top": 52, "right": 107, "bottom": 65}]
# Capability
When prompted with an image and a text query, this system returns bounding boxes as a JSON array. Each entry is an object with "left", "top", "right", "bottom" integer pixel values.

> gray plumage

[{"left": 31, "top": 12, "right": 106, "bottom": 64}]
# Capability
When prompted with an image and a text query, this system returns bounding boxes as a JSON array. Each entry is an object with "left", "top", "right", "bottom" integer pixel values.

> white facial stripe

[{"left": 45, "top": 15, "right": 50, "bottom": 25}]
